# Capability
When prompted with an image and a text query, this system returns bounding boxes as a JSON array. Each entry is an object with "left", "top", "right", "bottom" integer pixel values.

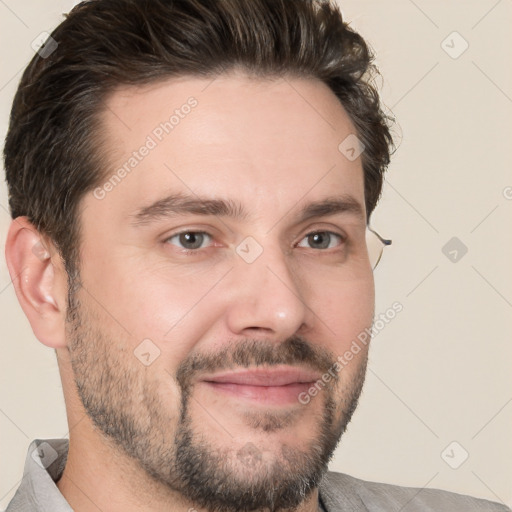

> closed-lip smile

[
  {"left": 202, "top": 366, "right": 321, "bottom": 386},
  {"left": 199, "top": 366, "right": 321, "bottom": 405}
]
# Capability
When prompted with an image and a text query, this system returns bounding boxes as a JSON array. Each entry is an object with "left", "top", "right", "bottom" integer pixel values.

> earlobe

[{"left": 4, "top": 216, "right": 68, "bottom": 349}]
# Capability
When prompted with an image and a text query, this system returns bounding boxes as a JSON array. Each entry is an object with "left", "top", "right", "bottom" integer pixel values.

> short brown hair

[{"left": 3, "top": 0, "right": 394, "bottom": 281}]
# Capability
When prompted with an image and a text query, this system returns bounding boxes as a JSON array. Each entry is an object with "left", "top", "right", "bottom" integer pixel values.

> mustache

[{"left": 176, "top": 336, "right": 338, "bottom": 390}]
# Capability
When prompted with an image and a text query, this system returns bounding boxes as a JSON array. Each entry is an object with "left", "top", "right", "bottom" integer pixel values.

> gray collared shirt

[{"left": 6, "top": 439, "right": 72, "bottom": 512}]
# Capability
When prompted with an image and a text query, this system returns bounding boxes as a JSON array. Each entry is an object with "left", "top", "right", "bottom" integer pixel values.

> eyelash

[{"left": 164, "top": 230, "right": 346, "bottom": 254}]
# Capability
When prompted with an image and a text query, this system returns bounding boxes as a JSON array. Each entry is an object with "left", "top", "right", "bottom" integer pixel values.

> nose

[{"left": 223, "top": 243, "right": 313, "bottom": 340}]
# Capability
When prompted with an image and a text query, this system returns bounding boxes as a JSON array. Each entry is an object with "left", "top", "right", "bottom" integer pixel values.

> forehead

[{"left": 88, "top": 72, "right": 365, "bottom": 225}]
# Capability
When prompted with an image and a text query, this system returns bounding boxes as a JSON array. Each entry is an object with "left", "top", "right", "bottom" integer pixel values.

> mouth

[{"left": 199, "top": 366, "right": 320, "bottom": 406}]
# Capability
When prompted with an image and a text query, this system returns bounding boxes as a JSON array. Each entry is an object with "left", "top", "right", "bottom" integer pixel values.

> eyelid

[
  {"left": 162, "top": 225, "right": 218, "bottom": 241},
  {"left": 295, "top": 221, "right": 348, "bottom": 241}
]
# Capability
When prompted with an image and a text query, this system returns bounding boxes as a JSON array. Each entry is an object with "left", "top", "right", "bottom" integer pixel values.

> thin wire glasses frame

[{"left": 366, "top": 226, "right": 392, "bottom": 270}]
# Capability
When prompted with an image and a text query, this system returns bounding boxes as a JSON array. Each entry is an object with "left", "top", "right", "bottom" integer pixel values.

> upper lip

[{"left": 201, "top": 366, "right": 321, "bottom": 386}]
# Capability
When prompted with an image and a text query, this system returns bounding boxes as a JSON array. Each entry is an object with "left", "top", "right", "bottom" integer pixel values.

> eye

[
  {"left": 165, "top": 231, "right": 213, "bottom": 251},
  {"left": 297, "top": 231, "right": 344, "bottom": 250}
]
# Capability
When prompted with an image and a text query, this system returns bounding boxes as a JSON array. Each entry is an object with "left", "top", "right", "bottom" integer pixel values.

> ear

[{"left": 4, "top": 216, "right": 68, "bottom": 349}]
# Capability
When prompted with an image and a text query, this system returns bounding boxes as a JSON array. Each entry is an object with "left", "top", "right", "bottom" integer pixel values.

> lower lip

[{"left": 202, "top": 381, "right": 313, "bottom": 406}]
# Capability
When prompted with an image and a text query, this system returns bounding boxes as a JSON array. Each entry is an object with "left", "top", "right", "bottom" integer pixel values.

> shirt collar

[{"left": 7, "top": 439, "right": 72, "bottom": 512}]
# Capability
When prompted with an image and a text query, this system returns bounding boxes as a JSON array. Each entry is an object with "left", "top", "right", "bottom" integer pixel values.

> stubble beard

[{"left": 66, "top": 288, "right": 368, "bottom": 512}]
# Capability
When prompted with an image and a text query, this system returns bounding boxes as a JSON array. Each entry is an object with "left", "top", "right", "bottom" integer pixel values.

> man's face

[{"left": 68, "top": 72, "right": 374, "bottom": 511}]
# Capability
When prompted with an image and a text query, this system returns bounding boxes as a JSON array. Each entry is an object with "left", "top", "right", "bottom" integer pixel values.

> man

[{"left": 2, "top": 0, "right": 509, "bottom": 511}]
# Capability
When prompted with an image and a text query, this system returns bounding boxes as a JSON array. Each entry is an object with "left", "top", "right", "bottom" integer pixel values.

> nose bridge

[{"left": 224, "top": 236, "right": 311, "bottom": 337}]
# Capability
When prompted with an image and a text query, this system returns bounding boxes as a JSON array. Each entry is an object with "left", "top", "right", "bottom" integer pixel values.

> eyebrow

[{"left": 129, "top": 192, "right": 365, "bottom": 227}]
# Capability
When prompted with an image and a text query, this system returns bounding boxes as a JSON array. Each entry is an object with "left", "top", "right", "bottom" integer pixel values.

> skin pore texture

[{"left": 11, "top": 71, "right": 375, "bottom": 512}]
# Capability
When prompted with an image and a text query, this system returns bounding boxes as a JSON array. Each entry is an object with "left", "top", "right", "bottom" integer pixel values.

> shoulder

[{"left": 318, "top": 470, "right": 511, "bottom": 512}]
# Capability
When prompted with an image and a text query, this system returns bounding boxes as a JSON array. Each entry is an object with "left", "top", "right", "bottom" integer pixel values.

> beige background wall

[{"left": 1, "top": 0, "right": 511, "bottom": 508}]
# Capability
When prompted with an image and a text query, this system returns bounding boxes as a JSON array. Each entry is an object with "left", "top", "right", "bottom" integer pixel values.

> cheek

[
  {"left": 317, "top": 274, "right": 375, "bottom": 351},
  {"left": 88, "top": 261, "right": 229, "bottom": 362}
]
